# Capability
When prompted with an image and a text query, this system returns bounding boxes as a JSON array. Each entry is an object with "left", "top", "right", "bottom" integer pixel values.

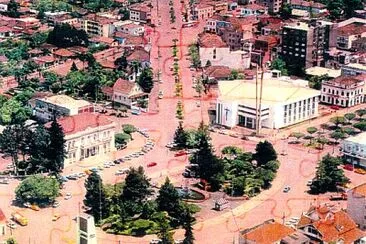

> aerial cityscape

[{"left": 0, "top": 0, "right": 364, "bottom": 243}]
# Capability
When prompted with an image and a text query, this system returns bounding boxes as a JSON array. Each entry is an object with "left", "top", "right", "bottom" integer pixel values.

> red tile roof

[
  {"left": 244, "top": 3, "right": 266, "bottom": 10},
  {"left": 198, "top": 33, "right": 227, "bottom": 48},
  {"left": 99, "top": 60, "right": 116, "bottom": 69},
  {"left": 90, "top": 36, "right": 116, "bottom": 45},
  {"left": 326, "top": 75, "right": 365, "bottom": 86},
  {"left": 338, "top": 23, "right": 366, "bottom": 36},
  {"left": 205, "top": 65, "right": 231, "bottom": 79},
  {"left": 113, "top": 78, "right": 135, "bottom": 94},
  {"left": 241, "top": 220, "right": 295, "bottom": 244},
  {"left": 53, "top": 48, "right": 75, "bottom": 57},
  {"left": 0, "top": 26, "right": 12, "bottom": 33},
  {"left": 126, "top": 48, "right": 150, "bottom": 62},
  {"left": 291, "top": 0, "right": 326, "bottom": 9},
  {"left": 52, "top": 113, "right": 114, "bottom": 135},
  {"left": 129, "top": 2, "right": 151, "bottom": 12}
]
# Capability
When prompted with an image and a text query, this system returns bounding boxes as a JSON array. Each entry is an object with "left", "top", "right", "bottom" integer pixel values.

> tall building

[
  {"left": 77, "top": 214, "right": 97, "bottom": 244},
  {"left": 281, "top": 21, "right": 332, "bottom": 70}
]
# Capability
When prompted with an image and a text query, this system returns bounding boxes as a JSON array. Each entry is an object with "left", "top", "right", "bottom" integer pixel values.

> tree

[
  {"left": 46, "top": 119, "right": 66, "bottom": 175},
  {"left": 190, "top": 131, "right": 224, "bottom": 191},
  {"left": 253, "top": 141, "right": 277, "bottom": 167},
  {"left": 354, "top": 122, "right": 366, "bottom": 131},
  {"left": 279, "top": 3, "right": 292, "bottom": 19},
  {"left": 310, "top": 154, "right": 349, "bottom": 194},
  {"left": 309, "top": 74, "right": 328, "bottom": 90},
  {"left": 182, "top": 206, "right": 195, "bottom": 244},
  {"left": 115, "top": 133, "right": 131, "bottom": 145},
  {"left": 343, "top": 0, "right": 363, "bottom": 18},
  {"left": 174, "top": 121, "right": 187, "bottom": 149},
  {"left": 330, "top": 131, "right": 347, "bottom": 143},
  {"left": 156, "top": 178, "right": 181, "bottom": 218},
  {"left": 0, "top": 99, "right": 31, "bottom": 124},
  {"left": 232, "top": 176, "right": 245, "bottom": 196},
  {"left": 122, "top": 124, "right": 136, "bottom": 135},
  {"left": 7, "top": 0, "right": 20, "bottom": 18},
  {"left": 15, "top": 175, "right": 60, "bottom": 205},
  {"left": 306, "top": 127, "right": 318, "bottom": 143},
  {"left": 137, "top": 67, "right": 154, "bottom": 93},
  {"left": 270, "top": 58, "right": 288, "bottom": 76},
  {"left": 84, "top": 172, "right": 108, "bottom": 223},
  {"left": 115, "top": 55, "right": 128, "bottom": 69},
  {"left": 329, "top": 116, "right": 345, "bottom": 129},
  {"left": 344, "top": 113, "right": 356, "bottom": 123},
  {"left": 47, "top": 24, "right": 89, "bottom": 47},
  {"left": 356, "top": 109, "right": 366, "bottom": 119},
  {"left": 6, "top": 238, "right": 17, "bottom": 244},
  {"left": 28, "top": 125, "right": 51, "bottom": 174},
  {"left": 289, "top": 132, "right": 304, "bottom": 142},
  {"left": 327, "top": 0, "right": 344, "bottom": 19},
  {"left": 122, "top": 166, "right": 152, "bottom": 204},
  {"left": 156, "top": 213, "right": 174, "bottom": 244}
]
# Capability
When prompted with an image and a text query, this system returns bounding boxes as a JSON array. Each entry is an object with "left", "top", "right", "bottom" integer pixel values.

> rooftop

[
  {"left": 240, "top": 219, "right": 295, "bottom": 244},
  {"left": 324, "top": 75, "right": 365, "bottom": 86},
  {"left": 291, "top": 0, "right": 326, "bottom": 9},
  {"left": 349, "top": 182, "right": 366, "bottom": 197},
  {"left": 284, "top": 22, "right": 310, "bottom": 31},
  {"left": 338, "top": 23, "right": 366, "bottom": 36},
  {"left": 204, "top": 65, "right": 231, "bottom": 79},
  {"left": 52, "top": 113, "right": 114, "bottom": 135},
  {"left": 39, "top": 95, "right": 91, "bottom": 110},
  {"left": 306, "top": 66, "right": 342, "bottom": 78},
  {"left": 218, "top": 79, "right": 320, "bottom": 105},
  {"left": 345, "top": 132, "right": 366, "bottom": 145},
  {"left": 126, "top": 48, "right": 150, "bottom": 62},
  {"left": 198, "top": 33, "right": 227, "bottom": 48},
  {"left": 53, "top": 48, "right": 75, "bottom": 57}
]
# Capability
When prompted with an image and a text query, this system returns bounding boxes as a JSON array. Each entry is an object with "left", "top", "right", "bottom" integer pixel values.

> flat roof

[
  {"left": 306, "top": 66, "right": 342, "bottom": 78},
  {"left": 284, "top": 22, "right": 309, "bottom": 31},
  {"left": 345, "top": 132, "right": 366, "bottom": 144},
  {"left": 39, "top": 95, "right": 91, "bottom": 110},
  {"left": 218, "top": 79, "right": 320, "bottom": 105},
  {"left": 343, "top": 63, "right": 366, "bottom": 71}
]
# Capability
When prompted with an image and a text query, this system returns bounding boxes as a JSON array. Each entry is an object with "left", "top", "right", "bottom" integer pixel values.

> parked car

[
  {"left": 355, "top": 168, "right": 366, "bottom": 175},
  {"left": 30, "top": 204, "right": 40, "bottom": 211},
  {"left": 7, "top": 221, "right": 17, "bottom": 229},
  {"left": 343, "top": 164, "right": 354, "bottom": 171},
  {"left": 23, "top": 202, "right": 31, "bottom": 208},
  {"left": 52, "top": 201, "right": 60, "bottom": 208},
  {"left": 283, "top": 186, "right": 291, "bottom": 193},
  {"left": 150, "top": 239, "right": 162, "bottom": 244},
  {"left": 64, "top": 193, "right": 72, "bottom": 200},
  {"left": 158, "top": 90, "right": 164, "bottom": 99},
  {"left": 174, "top": 151, "right": 187, "bottom": 157},
  {"left": 0, "top": 178, "right": 9, "bottom": 184},
  {"left": 147, "top": 162, "right": 157, "bottom": 167},
  {"left": 306, "top": 180, "right": 313, "bottom": 186}
]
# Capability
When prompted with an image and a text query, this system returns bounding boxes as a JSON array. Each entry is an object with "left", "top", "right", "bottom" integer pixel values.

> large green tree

[
  {"left": 84, "top": 172, "right": 109, "bottom": 223},
  {"left": 28, "top": 125, "right": 51, "bottom": 174},
  {"left": 15, "top": 175, "right": 60, "bottom": 205},
  {"left": 271, "top": 58, "right": 288, "bottom": 75},
  {"left": 156, "top": 213, "right": 174, "bottom": 244},
  {"left": 122, "top": 166, "right": 152, "bottom": 204},
  {"left": 156, "top": 178, "right": 181, "bottom": 218},
  {"left": 174, "top": 121, "right": 187, "bottom": 149},
  {"left": 253, "top": 141, "right": 277, "bottom": 167},
  {"left": 137, "top": 67, "right": 154, "bottom": 93},
  {"left": 7, "top": 0, "right": 20, "bottom": 18},
  {"left": 182, "top": 206, "right": 195, "bottom": 244},
  {"left": 310, "top": 154, "right": 349, "bottom": 193},
  {"left": 46, "top": 119, "right": 66, "bottom": 175},
  {"left": 47, "top": 24, "right": 88, "bottom": 47}
]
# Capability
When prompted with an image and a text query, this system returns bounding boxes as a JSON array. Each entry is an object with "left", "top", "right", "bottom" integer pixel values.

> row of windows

[
  {"left": 322, "top": 87, "right": 363, "bottom": 96},
  {"left": 284, "top": 109, "right": 315, "bottom": 124},
  {"left": 67, "top": 131, "right": 111, "bottom": 150}
]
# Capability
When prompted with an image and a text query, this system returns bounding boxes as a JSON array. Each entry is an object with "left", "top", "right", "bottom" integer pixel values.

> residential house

[
  {"left": 114, "top": 32, "right": 148, "bottom": 46},
  {"left": 238, "top": 219, "right": 310, "bottom": 244},
  {"left": 198, "top": 33, "right": 251, "bottom": 69},
  {"left": 204, "top": 16, "right": 231, "bottom": 34},
  {"left": 53, "top": 48, "right": 75, "bottom": 61},
  {"left": 32, "top": 55, "right": 56, "bottom": 69},
  {"left": 297, "top": 203, "right": 365, "bottom": 243},
  {"left": 15, "top": 17, "right": 40, "bottom": 30},
  {"left": 336, "top": 23, "right": 366, "bottom": 50},
  {"left": 252, "top": 35, "right": 279, "bottom": 65},
  {"left": 192, "top": 3, "right": 214, "bottom": 20},
  {"left": 115, "top": 22, "right": 145, "bottom": 36},
  {"left": 355, "top": 10, "right": 366, "bottom": 19},
  {"left": 80, "top": 14, "right": 117, "bottom": 37},
  {"left": 216, "top": 79, "right": 320, "bottom": 129},
  {"left": 129, "top": 2, "right": 151, "bottom": 23},
  {"left": 31, "top": 95, "right": 94, "bottom": 122},
  {"left": 49, "top": 113, "right": 116, "bottom": 166},
  {"left": 125, "top": 47, "right": 150, "bottom": 80},
  {"left": 0, "top": 0, "right": 7, "bottom": 12},
  {"left": 320, "top": 75, "right": 364, "bottom": 107},
  {"left": 257, "top": 0, "right": 283, "bottom": 13},
  {"left": 103, "top": 78, "right": 148, "bottom": 108},
  {"left": 45, "top": 12, "right": 78, "bottom": 26},
  {"left": 203, "top": 65, "right": 232, "bottom": 83},
  {"left": 238, "top": 4, "right": 267, "bottom": 17},
  {"left": 90, "top": 36, "right": 119, "bottom": 47},
  {"left": 204, "top": 0, "right": 228, "bottom": 14},
  {"left": 0, "top": 26, "right": 14, "bottom": 38},
  {"left": 342, "top": 133, "right": 366, "bottom": 169}
]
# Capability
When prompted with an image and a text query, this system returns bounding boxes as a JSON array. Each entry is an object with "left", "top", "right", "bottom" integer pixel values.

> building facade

[
  {"left": 347, "top": 183, "right": 366, "bottom": 230},
  {"left": 281, "top": 21, "right": 331, "bottom": 69},
  {"left": 31, "top": 95, "right": 94, "bottom": 122},
  {"left": 54, "top": 113, "right": 117, "bottom": 167},
  {"left": 215, "top": 80, "right": 320, "bottom": 129},
  {"left": 341, "top": 132, "right": 366, "bottom": 168},
  {"left": 80, "top": 14, "right": 116, "bottom": 37},
  {"left": 129, "top": 3, "right": 151, "bottom": 23}
]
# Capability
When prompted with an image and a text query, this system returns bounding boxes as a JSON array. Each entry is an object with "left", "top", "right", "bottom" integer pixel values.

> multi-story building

[
  {"left": 320, "top": 75, "right": 364, "bottom": 107},
  {"left": 192, "top": 3, "right": 214, "bottom": 20},
  {"left": 342, "top": 63, "right": 366, "bottom": 76},
  {"left": 115, "top": 21, "right": 145, "bottom": 36},
  {"left": 215, "top": 79, "right": 320, "bottom": 129},
  {"left": 336, "top": 23, "right": 366, "bottom": 50},
  {"left": 251, "top": 35, "right": 279, "bottom": 65},
  {"left": 198, "top": 33, "right": 251, "bottom": 69},
  {"left": 347, "top": 183, "right": 366, "bottom": 230},
  {"left": 80, "top": 14, "right": 117, "bottom": 37},
  {"left": 129, "top": 2, "right": 151, "bottom": 23},
  {"left": 281, "top": 21, "right": 332, "bottom": 69},
  {"left": 341, "top": 132, "right": 366, "bottom": 168},
  {"left": 31, "top": 95, "right": 94, "bottom": 122},
  {"left": 257, "top": 0, "right": 282, "bottom": 13},
  {"left": 50, "top": 113, "right": 116, "bottom": 166},
  {"left": 238, "top": 4, "right": 267, "bottom": 17},
  {"left": 289, "top": 0, "right": 327, "bottom": 15}
]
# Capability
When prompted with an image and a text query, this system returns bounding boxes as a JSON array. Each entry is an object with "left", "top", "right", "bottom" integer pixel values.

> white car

[
  {"left": 283, "top": 186, "right": 291, "bottom": 193},
  {"left": 64, "top": 193, "right": 72, "bottom": 200},
  {"left": 52, "top": 201, "right": 60, "bottom": 208},
  {"left": 7, "top": 221, "right": 17, "bottom": 229},
  {"left": 103, "top": 163, "right": 110, "bottom": 168}
]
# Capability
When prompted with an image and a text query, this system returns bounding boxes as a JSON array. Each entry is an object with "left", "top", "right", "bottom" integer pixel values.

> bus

[{"left": 182, "top": 21, "right": 198, "bottom": 28}]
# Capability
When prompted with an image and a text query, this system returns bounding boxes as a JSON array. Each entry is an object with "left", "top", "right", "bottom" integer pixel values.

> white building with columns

[
  {"left": 49, "top": 113, "right": 116, "bottom": 167},
  {"left": 320, "top": 75, "right": 365, "bottom": 107},
  {"left": 215, "top": 79, "right": 320, "bottom": 129},
  {"left": 341, "top": 132, "right": 366, "bottom": 168}
]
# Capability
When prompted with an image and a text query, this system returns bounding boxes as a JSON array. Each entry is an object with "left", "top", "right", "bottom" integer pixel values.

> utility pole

[
  {"left": 99, "top": 177, "right": 102, "bottom": 222},
  {"left": 255, "top": 63, "right": 259, "bottom": 134},
  {"left": 257, "top": 57, "right": 265, "bottom": 136}
]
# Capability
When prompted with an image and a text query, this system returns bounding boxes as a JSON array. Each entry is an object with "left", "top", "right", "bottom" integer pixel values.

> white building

[
  {"left": 51, "top": 113, "right": 116, "bottom": 167},
  {"left": 320, "top": 75, "right": 365, "bottom": 107},
  {"left": 31, "top": 95, "right": 94, "bottom": 122},
  {"left": 198, "top": 33, "right": 251, "bottom": 69},
  {"left": 215, "top": 79, "right": 320, "bottom": 129},
  {"left": 77, "top": 214, "right": 97, "bottom": 244},
  {"left": 341, "top": 132, "right": 366, "bottom": 167},
  {"left": 347, "top": 183, "right": 366, "bottom": 230},
  {"left": 114, "top": 21, "right": 145, "bottom": 36}
]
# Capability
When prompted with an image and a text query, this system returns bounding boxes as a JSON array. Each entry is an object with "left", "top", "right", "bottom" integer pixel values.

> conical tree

[
  {"left": 174, "top": 121, "right": 187, "bottom": 149},
  {"left": 182, "top": 207, "right": 195, "bottom": 244},
  {"left": 156, "top": 213, "right": 174, "bottom": 244},
  {"left": 122, "top": 166, "right": 152, "bottom": 204},
  {"left": 84, "top": 172, "right": 108, "bottom": 223},
  {"left": 46, "top": 118, "right": 66, "bottom": 175},
  {"left": 253, "top": 141, "right": 277, "bottom": 167},
  {"left": 156, "top": 177, "right": 181, "bottom": 218}
]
